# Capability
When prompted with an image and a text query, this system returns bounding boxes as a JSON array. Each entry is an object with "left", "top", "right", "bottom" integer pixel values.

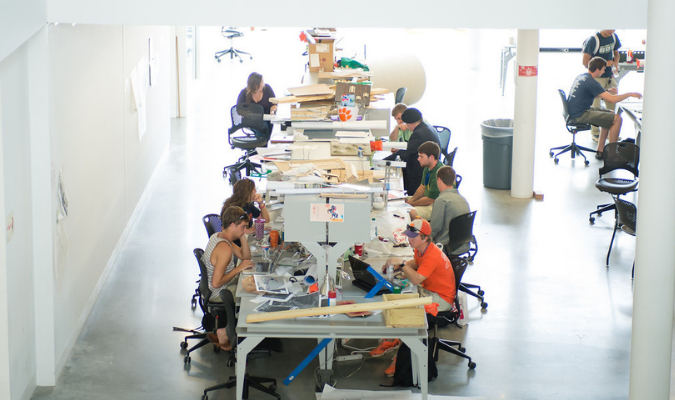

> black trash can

[{"left": 480, "top": 119, "right": 514, "bottom": 190}]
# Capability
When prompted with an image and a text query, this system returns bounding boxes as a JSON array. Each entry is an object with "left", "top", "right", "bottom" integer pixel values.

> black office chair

[
  {"left": 223, "top": 103, "right": 270, "bottom": 185},
  {"left": 454, "top": 174, "right": 462, "bottom": 189},
  {"left": 433, "top": 126, "right": 452, "bottom": 162},
  {"left": 215, "top": 27, "right": 252, "bottom": 63},
  {"left": 549, "top": 89, "right": 596, "bottom": 166},
  {"left": 444, "top": 211, "right": 487, "bottom": 309},
  {"left": 178, "top": 249, "right": 229, "bottom": 363},
  {"left": 607, "top": 197, "right": 637, "bottom": 278},
  {"left": 395, "top": 87, "right": 407, "bottom": 104},
  {"left": 427, "top": 257, "right": 476, "bottom": 369},
  {"left": 201, "top": 290, "right": 279, "bottom": 400},
  {"left": 589, "top": 142, "right": 639, "bottom": 224}
]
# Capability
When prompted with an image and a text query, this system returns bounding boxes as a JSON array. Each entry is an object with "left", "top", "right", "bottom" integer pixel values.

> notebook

[{"left": 348, "top": 255, "right": 389, "bottom": 296}]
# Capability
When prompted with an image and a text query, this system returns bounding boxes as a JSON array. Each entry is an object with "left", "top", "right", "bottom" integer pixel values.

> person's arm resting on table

[
  {"left": 598, "top": 91, "right": 642, "bottom": 103},
  {"left": 406, "top": 185, "right": 434, "bottom": 207}
]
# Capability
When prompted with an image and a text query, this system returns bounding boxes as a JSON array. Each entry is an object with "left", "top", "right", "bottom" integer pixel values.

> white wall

[
  {"left": 0, "top": 0, "right": 46, "bottom": 63},
  {"left": 45, "top": 0, "right": 648, "bottom": 29},
  {"left": 0, "top": 40, "right": 39, "bottom": 400},
  {"left": 0, "top": 23, "right": 171, "bottom": 399}
]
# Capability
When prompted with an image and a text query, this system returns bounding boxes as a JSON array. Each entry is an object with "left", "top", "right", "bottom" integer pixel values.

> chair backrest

[
  {"left": 229, "top": 103, "right": 269, "bottom": 141},
  {"left": 193, "top": 248, "right": 212, "bottom": 313},
  {"left": 614, "top": 197, "right": 637, "bottom": 235},
  {"left": 395, "top": 87, "right": 407, "bottom": 104},
  {"left": 194, "top": 248, "right": 237, "bottom": 337},
  {"left": 558, "top": 89, "right": 571, "bottom": 122},
  {"left": 444, "top": 147, "right": 458, "bottom": 167},
  {"left": 599, "top": 141, "right": 640, "bottom": 177},
  {"left": 203, "top": 214, "right": 222, "bottom": 238},
  {"left": 446, "top": 211, "right": 476, "bottom": 256},
  {"left": 454, "top": 174, "right": 462, "bottom": 189},
  {"left": 433, "top": 126, "right": 451, "bottom": 157}
]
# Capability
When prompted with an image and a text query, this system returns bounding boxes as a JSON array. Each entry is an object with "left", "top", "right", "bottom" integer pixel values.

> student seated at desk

[
  {"left": 389, "top": 103, "right": 413, "bottom": 142},
  {"left": 237, "top": 72, "right": 277, "bottom": 134},
  {"left": 202, "top": 206, "right": 254, "bottom": 350},
  {"left": 406, "top": 141, "right": 443, "bottom": 221},
  {"left": 223, "top": 178, "right": 270, "bottom": 235}
]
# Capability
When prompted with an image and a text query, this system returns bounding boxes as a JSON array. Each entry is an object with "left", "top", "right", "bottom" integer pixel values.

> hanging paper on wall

[{"left": 310, "top": 203, "right": 344, "bottom": 222}]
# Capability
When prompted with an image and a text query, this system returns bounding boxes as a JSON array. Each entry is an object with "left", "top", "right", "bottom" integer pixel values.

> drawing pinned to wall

[
  {"left": 310, "top": 203, "right": 344, "bottom": 222},
  {"left": 130, "top": 56, "right": 148, "bottom": 141},
  {"left": 54, "top": 168, "right": 70, "bottom": 292}
]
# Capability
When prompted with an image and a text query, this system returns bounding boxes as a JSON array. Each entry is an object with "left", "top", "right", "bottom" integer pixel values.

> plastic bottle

[
  {"left": 255, "top": 218, "right": 265, "bottom": 240},
  {"left": 328, "top": 290, "right": 337, "bottom": 307},
  {"left": 370, "top": 217, "right": 377, "bottom": 238},
  {"left": 261, "top": 238, "right": 270, "bottom": 260},
  {"left": 395, "top": 154, "right": 401, "bottom": 162},
  {"left": 386, "top": 264, "right": 394, "bottom": 281},
  {"left": 357, "top": 147, "right": 364, "bottom": 158}
]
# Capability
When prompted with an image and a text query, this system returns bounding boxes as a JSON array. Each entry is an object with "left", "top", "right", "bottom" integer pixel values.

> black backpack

[{"left": 389, "top": 343, "right": 438, "bottom": 387}]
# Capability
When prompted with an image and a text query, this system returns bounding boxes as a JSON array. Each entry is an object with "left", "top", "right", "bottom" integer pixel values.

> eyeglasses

[{"left": 406, "top": 224, "right": 419, "bottom": 233}]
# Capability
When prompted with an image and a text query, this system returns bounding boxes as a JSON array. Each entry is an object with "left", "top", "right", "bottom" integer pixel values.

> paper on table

[{"left": 335, "top": 130, "right": 371, "bottom": 138}]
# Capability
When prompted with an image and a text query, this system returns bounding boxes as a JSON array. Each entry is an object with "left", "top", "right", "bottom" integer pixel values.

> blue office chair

[
  {"left": 395, "top": 87, "right": 407, "bottom": 104},
  {"left": 549, "top": 89, "right": 595, "bottom": 166}
]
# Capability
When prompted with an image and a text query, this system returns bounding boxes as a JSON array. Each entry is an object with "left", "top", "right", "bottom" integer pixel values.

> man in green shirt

[{"left": 407, "top": 141, "right": 443, "bottom": 220}]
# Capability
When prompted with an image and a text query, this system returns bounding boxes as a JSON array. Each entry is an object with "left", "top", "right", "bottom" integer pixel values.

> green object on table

[{"left": 393, "top": 286, "right": 402, "bottom": 294}]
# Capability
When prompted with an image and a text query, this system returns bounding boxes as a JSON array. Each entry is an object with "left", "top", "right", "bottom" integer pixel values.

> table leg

[
  {"left": 236, "top": 337, "right": 264, "bottom": 400},
  {"left": 402, "top": 338, "right": 428, "bottom": 400}
]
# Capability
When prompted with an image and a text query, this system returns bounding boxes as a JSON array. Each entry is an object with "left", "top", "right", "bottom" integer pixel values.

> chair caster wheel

[
  {"left": 180, "top": 341, "right": 188, "bottom": 349},
  {"left": 477, "top": 290, "right": 485, "bottom": 296},
  {"left": 549, "top": 151, "right": 554, "bottom": 157},
  {"left": 227, "top": 358, "right": 235, "bottom": 367},
  {"left": 459, "top": 347, "right": 466, "bottom": 353},
  {"left": 217, "top": 58, "right": 221, "bottom": 63},
  {"left": 184, "top": 355, "right": 191, "bottom": 364},
  {"left": 481, "top": 302, "right": 488, "bottom": 309},
  {"left": 468, "top": 361, "right": 476, "bottom": 369},
  {"left": 202, "top": 395, "right": 208, "bottom": 400},
  {"left": 269, "top": 384, "right": 276, "bottom": 391},
  {"left": 191, "top": 298, "right": 197, "bottom": 309},
  {"left": 584, "top": 160, "right": 590, "bottom": 166},
  {"left": 589, "top": 217, "right": 595, "bottom": 224},
  {"left": 554, "top": 158, "right": 559, "bottom": 164}
]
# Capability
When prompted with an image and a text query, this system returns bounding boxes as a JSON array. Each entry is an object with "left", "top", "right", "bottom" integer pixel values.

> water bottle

[
  {"left": 395, "top": 154, "right": 401, "bottom": 162},
  {"left": 370, "top": 218, "right": 377, "bottom": 238},
  {"left": 386, "top": 264, "right": 394, "bottom": 281},
  {"left": 357, "top": 147, "right": 363, "bottom": 158},
  {"left": 255, "top": 218, "right": 265, "bottom": 241},
  {"left": 261, "top": 238, "right": 270, "bottom": 260}
]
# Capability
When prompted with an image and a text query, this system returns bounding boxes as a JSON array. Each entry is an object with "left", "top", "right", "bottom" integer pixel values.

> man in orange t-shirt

[{"left": 384, "top": 218, "right": 456, "bottom": 311}]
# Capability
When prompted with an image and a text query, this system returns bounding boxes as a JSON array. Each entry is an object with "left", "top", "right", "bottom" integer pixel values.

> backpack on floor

[{"left": 390, "top": 343, "right": 438, "bottom": 387}]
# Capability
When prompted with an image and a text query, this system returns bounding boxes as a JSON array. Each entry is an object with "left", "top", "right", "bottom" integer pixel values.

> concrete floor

[{"left": 31, "top": 28, "right": 647, "bottom": 400}]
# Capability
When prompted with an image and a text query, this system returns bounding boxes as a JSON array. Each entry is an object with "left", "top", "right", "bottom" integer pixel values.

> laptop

[{"left": 348, "top": 255, "right": 389, "bottom": 296}]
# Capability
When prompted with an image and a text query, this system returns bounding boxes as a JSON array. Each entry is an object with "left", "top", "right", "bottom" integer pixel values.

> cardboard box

[
  {"left": 382, "top": 293, "right": 426, "bottom": 328},
  {"left": 308, "top": 38, "right": 335, "bottom": 72}
]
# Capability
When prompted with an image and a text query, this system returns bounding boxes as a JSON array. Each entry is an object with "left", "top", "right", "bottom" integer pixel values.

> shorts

[
  {"left": 419, "top": 287, "right": 454, "bottom": 312},
  {"left": 572, "top": 107, "right": 615, "bottom": 129},
  {"left": 414, "top": 204, "right": 434, "bottom": 220}
]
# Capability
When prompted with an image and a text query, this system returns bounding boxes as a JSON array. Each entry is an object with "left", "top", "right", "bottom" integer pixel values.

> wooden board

[
  {"left": 246, "top": 296, "right": 432, "bottom": 323},
  {"left": 271, "top": 88, "right": 388, "bottom": 105},
  {"left": 383, "top": 293, "right": 426, "bottom": 328},
  {"left": 331, "top": 142, "right": 372, "bottom": 156},
  {"left": 288, "top": 84, "right": 334, "bottom": 97}
]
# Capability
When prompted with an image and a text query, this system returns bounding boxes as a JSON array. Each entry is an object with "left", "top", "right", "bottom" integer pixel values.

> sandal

[{"left": 595, "top": 151, "right": 603, "bottom": 160}]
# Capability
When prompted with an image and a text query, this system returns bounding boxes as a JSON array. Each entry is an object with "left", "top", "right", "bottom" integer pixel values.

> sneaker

[
  {"left": 385, "top": 357, "right": 397, "bottom": 377},
  {"left": 369, "top": 339, "right": 401, "bottom": 357},
  {"left": 591, "top": 135, "right": 599, "bottom": 142}
]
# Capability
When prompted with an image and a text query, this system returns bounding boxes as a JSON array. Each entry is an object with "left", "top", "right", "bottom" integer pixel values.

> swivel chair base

[
  {"left": 459, "top": 283, "right": 488, "bottom": 309},
  {"left": 203, "top": 373, "right": 279, "bottom": 400},
  {"left": 215, "top": 47, "right": 252, "bottom": 63},
  {"left": 549, "top": 139, "right": 596, "bottom": 166},
  {"left": 589, "top": 202, "right": 615, "bottom": 224},
  {"left": 223, "top": 150, "right": 262, "bottom": 185},
  {"left": 430, "top": 337, "right": 476, "bottom": 369}
]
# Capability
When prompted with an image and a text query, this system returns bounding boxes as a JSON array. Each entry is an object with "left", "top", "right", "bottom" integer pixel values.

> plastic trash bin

[{"left": 481, "top": 119, "right": 514, "bottom": 190}]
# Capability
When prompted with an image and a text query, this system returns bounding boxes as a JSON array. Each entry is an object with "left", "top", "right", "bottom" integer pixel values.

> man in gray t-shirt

[{"left": 429, "top": 166, "right": 470, "bottom": 255}]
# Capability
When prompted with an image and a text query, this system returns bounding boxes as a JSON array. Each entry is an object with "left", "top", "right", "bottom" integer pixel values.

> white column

[
  {"left": 629, "top": 0, "right": 675, "bottom": 399},
  {"left": 29, "top": 27, "right": 57, "bottom": 386},
  {"left": 510, "top": 29, "right": 539, "bottom": 199},
  {"left": 0, "top": 78, "right": 13, "bottom": 400}
]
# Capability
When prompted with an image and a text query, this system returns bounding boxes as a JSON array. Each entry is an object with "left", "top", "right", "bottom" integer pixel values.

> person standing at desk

[
  {"left": 407, "top": 141, "right": 443, "bottom": 221},
  {"left": 223, "top": 177, "right": 270, "bottom": 235},
  {"left": 391, "top": 108, "right": 441, "bottom": 195},
  {"left": 202, "top": 206, "right": 253, "bottom": 350},
  {"left": 582, "top": 30, "right": 621, "bottom": 142},
  {"left": 237, "top": 72, "right": 277, "bottom": 135},
  {"left": 568, "top": 57, "right": 642, "bottom": 158}
]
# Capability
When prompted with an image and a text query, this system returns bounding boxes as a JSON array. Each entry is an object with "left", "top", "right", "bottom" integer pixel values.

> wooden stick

[
  {"left": 318, "top": 193, "right": 368, "bottom": 199},
  {"left": 246, "top": 297, "right": 431, "bottom": 323}
]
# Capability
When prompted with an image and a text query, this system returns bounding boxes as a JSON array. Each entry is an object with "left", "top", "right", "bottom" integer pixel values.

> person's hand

[
  {"left": 244, "top": 226, "right": 256, "bottom": 235},
  {"left": 382, "top": 258, "right": 403, "bottom": 273},
  {"left": 397, "top": 122, "right": 407, "bottom": 131},
  {"left": 239, "top": 260, "right": 254, "bottom": 272},
  {"left": 607, "top": 60, "right": 614, "bottom": 66},
  {"left": 271, "top": 105, "right": 278, "bottom": 115},
  {"left": 632, "top": 92, "right": 643, "bottom": 99},
  {"left": 253, "top": 193, "right": 264, "bottom": 204}
]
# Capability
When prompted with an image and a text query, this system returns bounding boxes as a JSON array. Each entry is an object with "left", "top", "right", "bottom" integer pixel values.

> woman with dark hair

[
  {"left": 237, "top": 72, "right": 277, "bottom": 134},
  {"left": 223, "top": 178, "right": 270, "bottom": 235}
]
